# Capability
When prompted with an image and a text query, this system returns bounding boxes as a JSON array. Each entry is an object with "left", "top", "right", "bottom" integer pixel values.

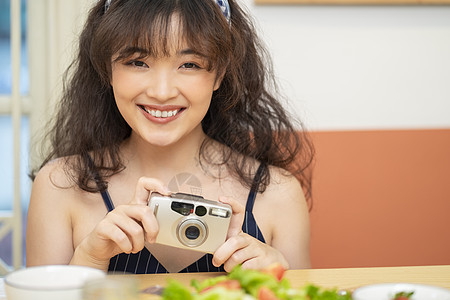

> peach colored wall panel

[{"left": 308, "top": 129, "right": 450, "bottom": 268}]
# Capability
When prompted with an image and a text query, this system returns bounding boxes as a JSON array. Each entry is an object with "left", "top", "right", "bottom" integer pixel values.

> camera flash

[{"left": 210, "top": 208, "right": 229, "bottom": 218}]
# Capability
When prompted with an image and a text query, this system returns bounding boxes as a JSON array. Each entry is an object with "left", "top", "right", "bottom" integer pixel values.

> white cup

[{"left": 5, "top": 265, "right": 106, "bottom": 300}]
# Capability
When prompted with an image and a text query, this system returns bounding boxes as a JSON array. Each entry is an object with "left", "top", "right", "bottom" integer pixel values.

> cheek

[
  {"left": 111, "top": 71, "right": 144, "bottom": 101},
  {"left": 187, "top": 86, "right": 213, "bottom": 112},
  {"left": 186, "top": 75, "right": 217, "bottom": 100},
  {"left": 111, "top": 70, "right": 127, "bottom": 98},
  {"left": 110, "top": 72, "right": 138, "bottom": 121}
]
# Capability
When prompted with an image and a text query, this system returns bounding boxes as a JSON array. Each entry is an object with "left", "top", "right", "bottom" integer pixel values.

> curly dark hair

[{"left": 32, "top": 0, "right": 314, "bottom": 201}]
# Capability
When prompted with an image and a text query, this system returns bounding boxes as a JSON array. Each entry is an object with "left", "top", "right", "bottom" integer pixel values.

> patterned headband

[{"left": 104, "top": 0, "right": 231, "bottom": 23}]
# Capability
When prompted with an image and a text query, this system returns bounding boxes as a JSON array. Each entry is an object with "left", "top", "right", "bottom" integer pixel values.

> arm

[
  {"left": 71, "top": 177, "right": 170, "bottom": 271},
  {"left": 212, "top": 170, "right": 311, "bottom": 271},
  {"left": 26, "top": 162, "right": 77, "bottom": 266},
  {"left": 269, "top": 174, "right": 311, "bottom": 269},
  {"left": 27, "top": 161, "right": 170, "bottom": 271}
]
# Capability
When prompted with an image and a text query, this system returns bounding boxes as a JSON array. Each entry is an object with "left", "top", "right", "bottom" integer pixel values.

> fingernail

[{"left": 213, "top": 258, "right": 222, "bottom": 267}]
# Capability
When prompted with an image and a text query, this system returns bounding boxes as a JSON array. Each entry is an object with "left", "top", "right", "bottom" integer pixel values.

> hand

[
  {"left": 212, "top": 196, "right": 289, "bottom": 272},
  {"left": 212, "top": 232, "right": 289, "bottom": 272},
  {"left": 71, "top": 177, "right": 170, "bottom": 270}
]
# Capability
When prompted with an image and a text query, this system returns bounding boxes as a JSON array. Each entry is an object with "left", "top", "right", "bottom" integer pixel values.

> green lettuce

[{"left": 162, "top": 265, "right": 352, "bottom": 300}]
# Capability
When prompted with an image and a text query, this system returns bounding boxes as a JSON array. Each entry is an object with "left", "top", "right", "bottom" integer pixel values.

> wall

[
  {"left": 309, "top": 129, "right": 450, "bottom": 268},
  {"left": 245, "top": 3, "right": 450, "bottom": 268},
  {"left": 28, "top": 0, "right": 95, "bottom": 170},
  {"left": 249, "top": 4, "right": 450, "bottom": 131}
]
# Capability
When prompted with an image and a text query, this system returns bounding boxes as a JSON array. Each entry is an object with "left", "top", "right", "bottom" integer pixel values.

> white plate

[{"left": 352, "top": 283, "right": 450, "bottom": 300}]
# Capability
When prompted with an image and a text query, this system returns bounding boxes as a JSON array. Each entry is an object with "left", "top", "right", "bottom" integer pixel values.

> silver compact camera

[{"left": 148, "top": 192, "right": 232, "bottom": 253}]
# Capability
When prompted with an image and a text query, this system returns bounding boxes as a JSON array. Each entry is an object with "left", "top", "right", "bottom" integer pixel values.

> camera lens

[
  {"left": 185, "top": 225, "right": 200, "bottom": 240},
  {"left": 177, "top": 218, "right": 208, "bottom": 248},
  {"left": 195, "top": 206, "right": 207, "bottom": 216}
]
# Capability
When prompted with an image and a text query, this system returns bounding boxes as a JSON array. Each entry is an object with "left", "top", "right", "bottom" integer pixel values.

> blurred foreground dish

[
  {"left": 161, "top": 263, "right": 352, "bottom": 300},
  {"left": 4, "top": 265, "right": 105, "bottom": 300}
]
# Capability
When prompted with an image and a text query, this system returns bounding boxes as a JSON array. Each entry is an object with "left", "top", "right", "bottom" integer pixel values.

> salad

[
  {"left": 391, "top": 291, "right": 414, "bottom": 300},
  {"left": 161, "top": 264, "right": 353, "bottom": 300}
]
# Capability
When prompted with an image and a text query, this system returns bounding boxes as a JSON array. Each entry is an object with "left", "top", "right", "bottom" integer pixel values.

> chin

[{"left": 145, "top": 135, "right": 178, "bottom": 148}]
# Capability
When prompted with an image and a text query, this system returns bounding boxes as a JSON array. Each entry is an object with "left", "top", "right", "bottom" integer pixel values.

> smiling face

[{"left": 110, "top": 16, "right": 222, "bottom": 148}]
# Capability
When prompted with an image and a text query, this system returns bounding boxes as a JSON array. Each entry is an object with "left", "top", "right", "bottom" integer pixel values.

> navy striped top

[{"left": 99, "top": 165, "right": 266, "bottom": 274}]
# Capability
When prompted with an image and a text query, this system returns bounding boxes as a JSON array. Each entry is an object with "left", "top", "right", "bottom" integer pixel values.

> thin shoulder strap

[
  {"left": 86, "top": 154, "right": 115, "bottom": 212},
  {"left": 100, "top": 190, "right": 115, "bottom": 212},
  {"left": 245, "top": 163, "right": 265, "bottom": 213}
]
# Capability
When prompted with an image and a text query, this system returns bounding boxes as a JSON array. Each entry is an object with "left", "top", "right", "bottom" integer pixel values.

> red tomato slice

[
  {"left": 258, "top": 287, "right": 279, "bottom": 300},
  {"left": 262, "top": 263, "right": 286, "bottom": 281}
]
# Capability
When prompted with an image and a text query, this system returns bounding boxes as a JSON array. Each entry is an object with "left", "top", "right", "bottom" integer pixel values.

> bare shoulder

[
  {"left": 33, "top": 157, "right": 76, "bottom": 189},
  {"left": 30, "top": 157, "right": 82, "bottom": 219},
  {"left": 30, "top": 156, "right": 90, "bottom": 218},
  {"left": 262, "top": 166, "right": 306, "bottom": 204},
  {"left": 252, "top": 165, "right": 309, "bottom": 236}
]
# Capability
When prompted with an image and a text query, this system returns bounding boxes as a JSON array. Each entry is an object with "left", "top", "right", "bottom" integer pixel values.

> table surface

[{"left": 111, "top": 264, "right": 450, "bottom": 299}]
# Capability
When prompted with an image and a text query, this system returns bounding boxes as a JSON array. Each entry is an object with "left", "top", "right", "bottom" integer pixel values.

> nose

[{"left": 145, "top": 69, "right": 179, "bottom": 101}]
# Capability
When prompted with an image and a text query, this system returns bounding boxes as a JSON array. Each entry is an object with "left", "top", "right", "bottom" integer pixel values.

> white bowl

[{"left": 5, "top": 265, "right": 106, "bottom": 300}]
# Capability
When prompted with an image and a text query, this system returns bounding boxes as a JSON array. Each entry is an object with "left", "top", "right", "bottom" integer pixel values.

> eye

[
  {"left": 126, "top": 60, "right": 148, "bottom": 68},
  {"left": 181, "top": 62, "right": 200, "bottom": 69}
]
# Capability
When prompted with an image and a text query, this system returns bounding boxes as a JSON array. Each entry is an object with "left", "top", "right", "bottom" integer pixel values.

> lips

[{"left": 138, "top": 105, "right": 185, "bottom": 120}]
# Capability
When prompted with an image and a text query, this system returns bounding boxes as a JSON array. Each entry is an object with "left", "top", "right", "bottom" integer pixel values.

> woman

[{"left": 27, "top": 0, "right": 314, "bottom": 274}]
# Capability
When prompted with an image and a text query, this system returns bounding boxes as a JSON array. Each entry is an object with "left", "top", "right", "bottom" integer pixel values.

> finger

[
  {"left": 132, "top": 177, "right": 171, "bottom": 205},
  {"left": 117, "top": 205, "right": 160, "bottom": 244},
  {"left": 96, "top": 219, "right": 133, "bottom": 254},
  {"left": 223, "top": 246, "right": 258, "bottom": 272},
  {"left": 218, "top": 196, "right": 244, "bottom": 238},
  {"left": 114, "top": 205, "right": 159, "bottom": 243},
  {"left": 212, "top": 233, "right": 249, "bottom": 267},
  {"left": 139, "top": 206, "right": 159, "bottom": 243},
  {"left": 240, "top": 256, "right": 265, "bottom": 270},
  {"left": 106, "top": 209, "right": 145, "bottom": 253}
]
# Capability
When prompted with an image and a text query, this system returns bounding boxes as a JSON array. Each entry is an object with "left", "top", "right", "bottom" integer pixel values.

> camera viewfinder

[
  {"left": 210, "top": 208, "right": 229, "bottom": 218},
  {"left": 171, "top": 201, "right": 194, "bottom": 216}
]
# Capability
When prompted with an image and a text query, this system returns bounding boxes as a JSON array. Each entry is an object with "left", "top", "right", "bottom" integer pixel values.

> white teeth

[{"left": 147, "top": 108, "right": 178, "bottom": 118}]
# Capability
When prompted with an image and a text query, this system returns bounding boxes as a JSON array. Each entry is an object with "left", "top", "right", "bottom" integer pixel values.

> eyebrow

[
  {"left": 118, "top": 46, "right": 205, "bottom": 57},
  {"left": 124, "top": 47, "right": 148, "bottom": 54},
  {"left": 178, "top": 48, "right": 204, "bottom": 57},
  {"left": 114, "top": 47, "right": 149, "bottom": 60}
]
